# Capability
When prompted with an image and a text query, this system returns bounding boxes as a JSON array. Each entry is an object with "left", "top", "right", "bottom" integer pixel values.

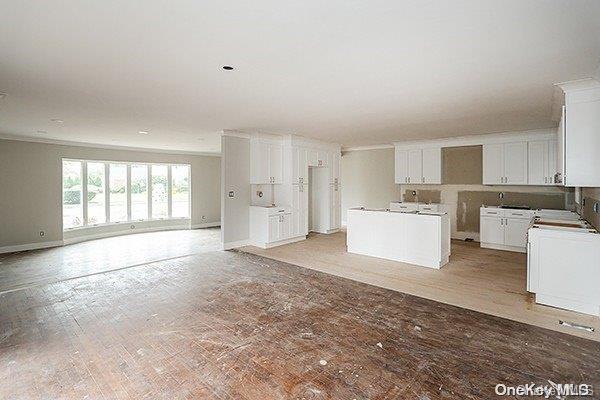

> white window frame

[{"left": 61, "top": 158, "right": 191, "bottom": 231}]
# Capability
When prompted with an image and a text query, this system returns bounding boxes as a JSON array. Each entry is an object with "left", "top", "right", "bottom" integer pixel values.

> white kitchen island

[{"left": 346, "top": 208, "right": 451, "bottom": 269}]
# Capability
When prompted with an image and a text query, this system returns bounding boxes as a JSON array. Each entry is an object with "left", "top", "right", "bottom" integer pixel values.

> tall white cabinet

[{"left": 556, "top": 79, "right": 600, "bottom": 187}]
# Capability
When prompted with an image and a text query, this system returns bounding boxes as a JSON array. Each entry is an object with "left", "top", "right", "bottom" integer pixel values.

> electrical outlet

[
  {"left": 202, "top": 215, "right": 206, "bottom": 220},
  {"left": 39, "top": 230, "right": 45, "bottom": 237},
  {"left": 228, "top": 191, "right": 234, "bottom": 198},
  {"left": 594, "top": 202, "right": 600, "bottom": 213},
  {"left": 130, "top": 224, "right": 135, "bottom": 229}
]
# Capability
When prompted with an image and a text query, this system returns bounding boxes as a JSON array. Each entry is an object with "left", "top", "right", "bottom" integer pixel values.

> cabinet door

[
  {"left": 280, "top": 214, "right": 291, "bottom": 240},
  {"left": 421, "top": 147, "right": 441, "bottom": 184},
  {"left": 291, "top": 147, "right": 307, "bottom": 184},
  {"left": 250, "top": 141, "right": 270, "bottom": 184},
  {"left": 317, "top": 150, "right": 328, "bottom": 167},
  {"left": 503, "top": 142, "right": 527, "bottom": 185},
  {"left": 547, "top": 140, "right": 557, "bottom": 185},
  {"left": 480, "top": 216, "right": 504, "bottom": 245},
  {"left": 564, "top": 98, "right": 600, "bottom": 186},
  {"left": 329, "top": 185, "right": 341, "bottom": 229},
  {"left": 307, "top": 149, "right": 318, "bottom": 167},
  {"left": 527, "top": 141, "right": 547, "bottom": 185},
  {"left": 407, "top": 149, "right": 423, "bottom": 184},
  {"left": 269, "top": 144, "right": 283, "bottom": 183},
  {"left": 268, "top": 216, "right": 280, "bottom": 242},
  {"left": 330, "top": 151, "right": 340, "bottom": 183},
  {"left": 504, "top": 218, "right": 530, "bottom": 248},
  {"left": 394, "top": 148, "right": 408, "bottom": 184},
  {"left": 482, "top": 144, "right": 504, "bottom": 185},
  {"left": 556, "top": 106, "right": 565, "bottom": 184}
]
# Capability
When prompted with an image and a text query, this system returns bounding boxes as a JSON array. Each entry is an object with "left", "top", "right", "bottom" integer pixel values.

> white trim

[
  {"left": 248, "top": 235, "right": 306, "bottom": 249},
  {"left": 63, "top": 224, "right": 191, "bottom": 245},
  {"left": 221, "top": 130, "right": 251, "bottom": 139},
  {"left": 221, "top": 239, "right": 250, "bottom": 250},
  {"left": 480, "top": 242, "right": 526, "bottom": 253},
  {"left": 191, "top": 222, "right": 221, "bottom": 229},
  {"left": 342, "top": 144, "right": 394, "bottom": 152},
  {"left": 392, "top": 128, "right": 557, "bottom": 149},
  {"left": 0, "top": 240, "right": 63, "bottom": 254},
  {"left": 0, "top": 134, "right": 221, "bottom": 156},
  {"left": 555, "top": 77, "right": 600, "bottom": 93}
]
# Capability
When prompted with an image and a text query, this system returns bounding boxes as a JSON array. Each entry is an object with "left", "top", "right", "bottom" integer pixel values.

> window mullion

[
  {"left": 167, "top": 165, "right": 173, "bottom": 218},
  {"left": 105, "top": 163, "right": 110, "bottom": 223},
  {"left": 126, "top": 164, "right": 132, "bottom": 222},
  {"left": 82, "top": 161, "right": 88, "bottom": 226},
  {"left": 147, "top": 165, "right": 153, "bottom": 219}
]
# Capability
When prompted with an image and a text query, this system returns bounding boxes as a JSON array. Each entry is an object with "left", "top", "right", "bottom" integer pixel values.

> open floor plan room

[{"left": 1, "top": 1, "right": 600, "bottom": 399}]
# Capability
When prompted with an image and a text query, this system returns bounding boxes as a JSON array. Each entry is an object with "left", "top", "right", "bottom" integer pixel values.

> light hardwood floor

[{"left": 242, "top": 231, "right": 599, "bottom": 341}]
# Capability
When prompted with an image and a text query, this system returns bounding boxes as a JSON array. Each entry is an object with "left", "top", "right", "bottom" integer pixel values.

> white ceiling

[{"left": 1, "top": 0, "right": 599, "bottom": 153}]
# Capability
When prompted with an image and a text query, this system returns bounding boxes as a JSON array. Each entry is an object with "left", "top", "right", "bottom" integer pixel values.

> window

[
  {"left": 171, "top": 165, "right": 190, "bottom": 218},
  {"left": 109, "top": 163, "right": 128, "bottom": 222},
  {"left": 87, "top": 162, "right": 106, "bottom": 224},
  {"left": 62, "top": 160, "right": 83, "bottom": 229},
  {"left": 151, "top": 165, "right": 168, "bottom": 219},
  {"left": 62, "top": 159, "right": 191, "bottom": 230},
  {"left": 131, "top": 164, "right": 148, "bottom": 220}
]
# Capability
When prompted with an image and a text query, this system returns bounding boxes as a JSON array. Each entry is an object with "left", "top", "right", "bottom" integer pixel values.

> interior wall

[
  {"left": 340, "top": 148, "right": 400, "bottom": 224},
  {"left": 340, "top": 145, "right": 574, "bottom": 240},
  {"left": 582, "top": 187, "right": 600, "bottom": 229},
  {"left": 0, "top": 138, "right": 221, "bottom": 248},
  {"left": 220, "top": 135, "right": 250, "bottom": 247}
]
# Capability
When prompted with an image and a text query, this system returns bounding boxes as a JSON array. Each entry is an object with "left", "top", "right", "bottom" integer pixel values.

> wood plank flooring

[
  {"left": 0, "top": 228, "right": 221, "bottom": 294},
  {"left": 242, "top": 231, "right": 600, "bottom": 341},
  {"left": 1, "top": 250, "right": 598, "bottom": 399}
]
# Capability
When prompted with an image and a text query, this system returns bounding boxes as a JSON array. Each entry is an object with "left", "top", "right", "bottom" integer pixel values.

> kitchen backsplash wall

[
  {"left": 582, "top": 187, "right": 600, "bottom": 230},
  {"left": 400, "top": 184, "right": 575, "bottom": 240}
]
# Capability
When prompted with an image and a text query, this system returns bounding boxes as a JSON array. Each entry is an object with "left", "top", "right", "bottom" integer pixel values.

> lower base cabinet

[
  {"left": 250, "top": 206, "right": 304, "bottom": 249},
  {"left": 480, "top": 208, "right": 534, "bottom": 252}
]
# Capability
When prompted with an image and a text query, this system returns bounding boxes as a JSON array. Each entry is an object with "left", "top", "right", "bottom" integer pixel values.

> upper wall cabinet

[
  {"left": 250, "top": 139, "right": 283, "bottom": 184},
  {"left": 528, "top": 140, "right": 557, "bottom": 185},
  {"left": 395, "top": 147, "right": 441, "bottom": 184},
  {"left": 556, "top": 80, "right": 600, "bottom": 187},
  {"left": 483, "top": 142, "right": 527, "bottom": 185}
]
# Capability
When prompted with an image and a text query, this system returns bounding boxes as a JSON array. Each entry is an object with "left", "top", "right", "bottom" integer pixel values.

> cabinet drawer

[
  {"left": 505, "top": 210, "right": 534, "bottom": 219},
  {"left": 418, "top": 204, "right": 439, "bottom": 212},
  {"left": 480, "top": 208, "right": 504, "bottom": 217}
]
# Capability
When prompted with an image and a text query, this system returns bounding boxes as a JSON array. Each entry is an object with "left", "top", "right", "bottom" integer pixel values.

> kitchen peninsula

[{"left": 346, "top": 208, "right": 451, "bottom": 268}]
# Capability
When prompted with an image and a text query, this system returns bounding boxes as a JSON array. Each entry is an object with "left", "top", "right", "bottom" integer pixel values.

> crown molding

[
  {"left": 0, "top": 133, "right": 221, "bottom": 157},
  {"left": 342, "top": 144, "right": 394, "bottom": 152},
  {"left": 555, "top": 77, "right": 600, "bottom": 92}
]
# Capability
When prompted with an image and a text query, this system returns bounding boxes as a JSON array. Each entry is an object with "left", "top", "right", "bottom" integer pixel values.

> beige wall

[
  {"left": 0, "top": 139, "right": 221, "bottom": 248},
  {"left": 340, "top": 148, "right": 400, "bottom": 223}
]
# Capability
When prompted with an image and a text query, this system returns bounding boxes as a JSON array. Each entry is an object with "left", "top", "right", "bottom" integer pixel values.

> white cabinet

[
  {"left": 528, "top": 140, "right": 557, "bottom": 185},
  {"left": 421, "top": 147, "right": 442, "bottom": 184},
  {"left": 557, "top": 83, "right": 600, "bottom": 187},
  {"left": 329, "top": 151, "right": 341, "bottom": 184},
  {"left": 329, "top": 184, "right": 341, "bottom": 230},
  {"left": 250, "top": 206, "right": 295, "bottom": 248},
  {"left": 291, "top": 147, "right": 308, "bottom": 184},
  {"left": 250, "top": 139, "right": 283, "bottom": 184},
  {"left": 394, "top": 149, "right": 409, "bottom": 184},
  {"left": 291, "top": 184, "right": 308, "bottom": 237},
  {"left": 307, "top": 149, "right": 328, "bottom": 167},
  {"left": 479, "top": 207, "right": 534, "bottom": 252},
  {"left": 389, "top": 202, "right": 419, "bottom": 212},
  {"left": 407, "top": 149, "right": 422, "bottom": 184},
  {"left": 395, "top": 146, "right": 441, "bottom": 184},
  {"left": 483, "top": 142, "right": 527, "bottom": 185}
]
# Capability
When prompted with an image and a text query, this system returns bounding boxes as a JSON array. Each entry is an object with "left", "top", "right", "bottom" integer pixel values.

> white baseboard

[
  {"left": 0, "top": 240, "right": 64, "bottom": 254},
  {"left": 191, "top": 222, "right": 220, "bottom": 229},
  {"left": 63, "top": 225, "right": 191, "bottom": 245},
  {"left": 249, "top": 235, "right": 306, "bottom": 249},
  {"left": 480, "top": 242, "right": 526, "bottom": 253},
  {"left": 222, "top": 239, "right": 250, "bottom": 250}
]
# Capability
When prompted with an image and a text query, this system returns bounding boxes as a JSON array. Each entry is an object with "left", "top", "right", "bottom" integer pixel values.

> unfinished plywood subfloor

[
  {"left": 242, "top": 231, "right": 599, "bottom": 341},
  {"left": 1, "top": 250, "right": 598, "bottom": 399}
]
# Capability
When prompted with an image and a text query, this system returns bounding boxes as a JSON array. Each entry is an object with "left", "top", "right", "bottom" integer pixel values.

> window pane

[
  {"left": 62, "top": 160, "right": 83, "bottom": 229},
  {"left": 109, "top": 164, "right": 128, "bottom": 222},
  {"left": 171, "top": 165, "right": 190, "bottom": 218},
  {"left": 131, "top": 164, "right": 148, "bottom": 220},
  {"left": 151, "top": 165, "right": 168, "bottom": 219},
  {"left": 87, "top": 162, "right": 106, "bottom": 224}
]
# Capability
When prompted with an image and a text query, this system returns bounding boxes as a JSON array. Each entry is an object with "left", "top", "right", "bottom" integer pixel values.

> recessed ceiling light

[
  {"left": 139, "top": 131, "right": 149, "bottom": 135},
  {"left": 222, "top": 65, "right": 234, "bottom": 71},
  {"left": 50, "top": 118, "right": 64, "bottom": 123}
]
